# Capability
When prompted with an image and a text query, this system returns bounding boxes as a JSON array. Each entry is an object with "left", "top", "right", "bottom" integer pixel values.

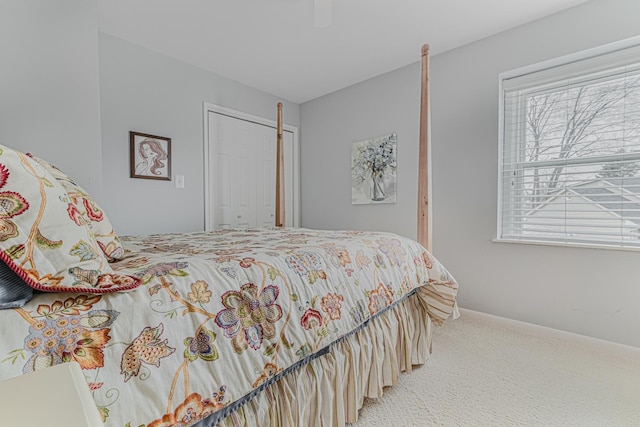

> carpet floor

[{"left": 355, "top": 309, "right": 640, "bottom": 427}]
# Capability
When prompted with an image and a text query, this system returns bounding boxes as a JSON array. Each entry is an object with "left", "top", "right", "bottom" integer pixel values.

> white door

[
  {"left": 214, "top": 115, "right": 256, "bottom": 228},
  {"left": 207, "top": 111, "right": 295, "bottom": 229}
]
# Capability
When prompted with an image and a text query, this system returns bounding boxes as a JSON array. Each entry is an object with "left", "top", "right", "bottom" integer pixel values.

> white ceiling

[{"left": 98, "top": 0, "right": 591, "bottom": 104}]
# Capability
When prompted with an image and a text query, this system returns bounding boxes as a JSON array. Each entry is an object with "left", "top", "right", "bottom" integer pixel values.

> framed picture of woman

[{"left": 129, "top": 132, "right": 171, "bottom": 181}]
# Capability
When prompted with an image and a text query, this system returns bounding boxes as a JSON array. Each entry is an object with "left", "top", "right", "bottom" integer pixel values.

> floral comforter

[{"left": 0, "top": 227, "right": 458, "bottom": 426}]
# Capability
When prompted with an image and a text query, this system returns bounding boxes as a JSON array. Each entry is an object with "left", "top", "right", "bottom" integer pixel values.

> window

[{"left": 498, "top": 38, "right": 640, "bottom": 249}]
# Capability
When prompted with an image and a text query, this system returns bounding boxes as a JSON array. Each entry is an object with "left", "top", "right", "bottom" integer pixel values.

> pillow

[
  {"left": 0, "top": 144, "right": 140, "bottom": 293},
  {"left": 0, "top": 261, "right": 33, "bottom": 309},
  {"left": 26, "top": 154, "right": 125, "bottom": 262}
]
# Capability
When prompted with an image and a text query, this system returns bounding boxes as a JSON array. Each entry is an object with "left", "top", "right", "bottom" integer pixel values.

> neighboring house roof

[
  {"left": 569, "top": 188, "right": 640, "bottom": 226},
  {"left": 599, "top": 176, "right": 640, "bottom": 198},
  {"left": 526, "top": 178, "right": 640, "bottom": 228}
]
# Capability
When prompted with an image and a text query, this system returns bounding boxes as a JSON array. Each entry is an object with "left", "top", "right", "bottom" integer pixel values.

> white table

[{"left": 0, "top": 361, "right": 103, "bottom": 426}]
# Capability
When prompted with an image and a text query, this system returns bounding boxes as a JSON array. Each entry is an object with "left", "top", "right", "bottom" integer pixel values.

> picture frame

[
  {"left": 129, "top": 131, "right": 172, "bottom": 181},
  {"left": 351, "top": 133, "right": 397, "bottom": 204}
]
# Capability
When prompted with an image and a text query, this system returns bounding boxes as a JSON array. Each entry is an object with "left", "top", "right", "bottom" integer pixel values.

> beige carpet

[{"left": 355, "top": 309, "right": 640, "bottom": 427}]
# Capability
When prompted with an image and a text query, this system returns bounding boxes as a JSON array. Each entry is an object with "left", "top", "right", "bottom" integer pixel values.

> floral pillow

[
  {"left": 0, "top": 144, "right": 140, "bottom": 293},
  {"left": 26, "top": 154, "right": 125, "bottom": 262}
]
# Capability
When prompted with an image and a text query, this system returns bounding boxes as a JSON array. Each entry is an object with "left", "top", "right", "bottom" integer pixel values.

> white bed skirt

[{"left": 216, "top": 293, "right": 434, "bottom": 426}]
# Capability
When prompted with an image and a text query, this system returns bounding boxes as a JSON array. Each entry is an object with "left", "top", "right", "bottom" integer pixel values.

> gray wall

[
  {"left": 99, "top": 34, "right": 300, "bottom": 235},
  {"left": 0, "top": 1, "right": 300, "bottom": 236},
  {"left": 301, "top": 0, "right": 640, "bottom": 348},
  {"left": 301, "top": 67, "right": 421, "bottom": 236},
  {"left": 0, "top": 0, "right": 103, "bottom": 197}
]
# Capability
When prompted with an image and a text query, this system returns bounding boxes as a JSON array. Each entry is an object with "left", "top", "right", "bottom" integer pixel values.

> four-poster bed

[
  {"left": 417, "top": 44, "right": 432, "bottom": 252},
  {"left": 0, "top": 45, "right": 457, "bottom": 427},
  {"left": 275, "top": 102, "right": 286, "bottom": 228}
]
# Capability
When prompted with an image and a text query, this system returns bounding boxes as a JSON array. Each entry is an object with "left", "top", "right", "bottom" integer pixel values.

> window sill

[{"left": 492, "top": 238, "right": 640, "bottom": 253}]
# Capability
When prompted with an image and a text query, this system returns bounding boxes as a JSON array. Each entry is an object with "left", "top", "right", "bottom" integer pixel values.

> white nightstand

[{"left": 0, "top": 361, "right": 103, "bottom": 426}]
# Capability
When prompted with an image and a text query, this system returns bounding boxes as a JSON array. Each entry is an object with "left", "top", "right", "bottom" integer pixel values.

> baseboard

[{"left": 457, "top": 307, "right": 640, "bottom": 357}]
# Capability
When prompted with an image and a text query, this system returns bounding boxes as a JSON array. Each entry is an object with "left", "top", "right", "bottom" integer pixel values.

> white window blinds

[{"left": 498, "top": 39, "right": 640, "bottom": 249}]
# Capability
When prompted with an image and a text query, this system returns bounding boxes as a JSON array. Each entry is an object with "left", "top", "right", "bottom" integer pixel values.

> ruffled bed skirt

[{"left": 215, "top": 292, "right": 435, "bottom": 427}]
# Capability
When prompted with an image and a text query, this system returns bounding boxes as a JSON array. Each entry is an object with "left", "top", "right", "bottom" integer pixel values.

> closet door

[
  {"left": 255, "top": 123, "right": 276, "bottom": 227},
  {"left": 255, "top": 126, "right": 295, "bottom": 227},
  {"left": 283, "top": 130, "right": 294, "bottom": 226},
  {"left": 209, "top": 113, "right": 257, "bottom": 229},
  {"left": 207, "top": 111, "right": 295, "bottom": 229}
]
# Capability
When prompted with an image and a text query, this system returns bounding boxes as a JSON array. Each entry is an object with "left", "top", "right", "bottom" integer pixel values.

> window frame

[{"left": 496, "top": 35, "right": 640, "bottom": 251}]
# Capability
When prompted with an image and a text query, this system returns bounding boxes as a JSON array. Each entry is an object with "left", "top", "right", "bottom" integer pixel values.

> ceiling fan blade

[{"left": 314, "top": 0, "right": 332, "bottom": 28}]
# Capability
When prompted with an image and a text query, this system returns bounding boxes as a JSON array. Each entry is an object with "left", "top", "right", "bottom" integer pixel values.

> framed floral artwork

[
  {"left": 351, "top": 133, "right": 397, "bottom": 204},
  {"left": 130, "top": 132, "right": 171, "bottom": 181}
]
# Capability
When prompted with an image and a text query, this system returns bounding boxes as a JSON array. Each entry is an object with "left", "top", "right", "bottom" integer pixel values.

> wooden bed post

[
  {"left": 417, "top": 44, "right": 432, "bottom": 252},
  {"left": 275, "top": 102, "right": 286, "bottom": 227}
]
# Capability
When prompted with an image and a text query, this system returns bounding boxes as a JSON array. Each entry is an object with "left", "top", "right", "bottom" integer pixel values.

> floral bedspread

[{"left": 0, "top": 228, "right": 458, "bottom": 426}]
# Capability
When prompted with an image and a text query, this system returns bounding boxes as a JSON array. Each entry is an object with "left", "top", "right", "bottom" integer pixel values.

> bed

[{"left": 0, "top": 45, "right": 458, "bottom": 426}]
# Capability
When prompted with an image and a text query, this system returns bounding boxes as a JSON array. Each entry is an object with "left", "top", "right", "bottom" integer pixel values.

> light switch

[{"left": 175, "top": 174, "right": 185, "bottom": 188}]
